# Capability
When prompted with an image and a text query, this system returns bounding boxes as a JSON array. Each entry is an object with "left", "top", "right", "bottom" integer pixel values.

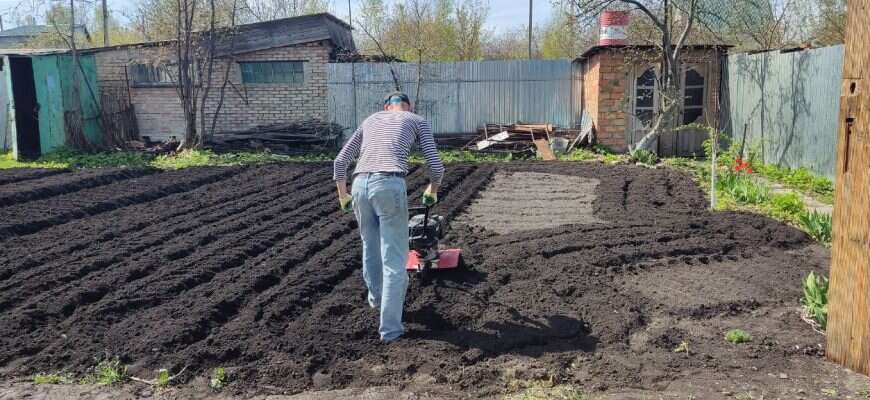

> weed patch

[
  {"left": 80, "top": 356, "right": 127, "bottom": 385},
  {"left": 725, "top": 329, "right": 752, "bottom": 344},
  {"left": 210, "top": 367, "right": 228, "bottom": 391},
  {"left": 32, "top": 373, "right": 70, "bottom": 384}
]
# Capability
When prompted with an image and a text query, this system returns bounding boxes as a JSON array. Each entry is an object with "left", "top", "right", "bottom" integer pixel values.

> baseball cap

[{"left": 384, "top": 91, "right": 411, "bottom": 105}]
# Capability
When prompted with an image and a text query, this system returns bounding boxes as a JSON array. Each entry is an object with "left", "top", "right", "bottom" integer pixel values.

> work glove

[
  {"left": 421, "top": 189, "right": 438, "bottom": 207},
  {"left": 339, "top": 194, "right": 353, "bottom": 212}
]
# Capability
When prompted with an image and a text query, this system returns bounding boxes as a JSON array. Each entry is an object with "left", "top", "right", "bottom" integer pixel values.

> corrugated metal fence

[
  {"left": 327, "top": 59, "right": 581, "bottom": 137},
  {"left": 723, "top": 45, "right": 844, "bottom": 178}
]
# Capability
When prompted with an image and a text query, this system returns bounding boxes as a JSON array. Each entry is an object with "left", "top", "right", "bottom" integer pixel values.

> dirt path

[
  {"left": 756, "top": 175, "right": 834, "bottom": 215},
  {"left": 0, "top": 162, "right": 866, "bottom": 398}
]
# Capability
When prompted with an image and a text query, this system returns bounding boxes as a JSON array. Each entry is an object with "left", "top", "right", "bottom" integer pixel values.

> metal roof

[
  {"left": 82, "top": 13, "right": 355, "bottom": 56},
  {"left": 0, "top": 48, "right": 70, "bottom": 56},
  {"left": 576, "top": 44, "right": 732, "bottom": 60}
]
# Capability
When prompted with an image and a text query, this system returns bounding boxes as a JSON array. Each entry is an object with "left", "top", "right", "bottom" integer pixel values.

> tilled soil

[{"left": 0, "top": 162, "right": 842, "bottom": 398}]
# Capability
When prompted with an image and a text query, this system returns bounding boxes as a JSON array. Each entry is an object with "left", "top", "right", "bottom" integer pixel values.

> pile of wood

[
  {"left": 465, "top": 120, "right": 593, "bottom": 160},
  {"left": 208, "top": 119, "right": 342, "bottom": 154}
]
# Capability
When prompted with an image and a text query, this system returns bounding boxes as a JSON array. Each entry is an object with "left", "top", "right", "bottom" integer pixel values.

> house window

[
  {"left": 683, "top": 68, "right": 705, "bottom": 124},
  {"left": 130, "top": 63, "right": 178, "bottom": 87},
  {"left": 240, "top": 61, "right": 304, "bottom": 84},
  {"left": 634, "top": 67, "right": 656, "bottom": 128}
]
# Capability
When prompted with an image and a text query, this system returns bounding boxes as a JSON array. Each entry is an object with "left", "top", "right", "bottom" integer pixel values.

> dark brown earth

[{"left": 0, "top": 162, "right": 848, "bottom": 398}]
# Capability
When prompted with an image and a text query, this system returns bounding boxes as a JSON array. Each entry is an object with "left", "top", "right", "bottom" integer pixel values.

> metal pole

[
  {"left": 528, "top": 0, "right": 533, "bottom": 59},
  {"left": 0, "top": 15, "right": 4, "bottom": 32},
  {"left": 102, "top": 0, "right": 109, "bottom": 46}
]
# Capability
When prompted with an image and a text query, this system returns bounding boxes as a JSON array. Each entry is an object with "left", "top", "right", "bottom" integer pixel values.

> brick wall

[
  {"left": 582, "top": 51, "right": 629, "bottom": 152},
  {"left": 94, "top": 41, "right": 331, "bottom": 142}
]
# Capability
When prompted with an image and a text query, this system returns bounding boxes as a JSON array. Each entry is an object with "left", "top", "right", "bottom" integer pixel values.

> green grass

[
  {"left": 755, "top": 163, "right": 834, "bottom": 204},
  {"left": 725, "top": 329, "right": 752, "bottom": 344},
  {"left": 80, "top": 356, "right": 127, "bottom": 385},
  {"left": 32, "top": 373, "right": 70, "bottom": 384},
  {"left": 802, "top": 271, "right": 829, "bottom": 330}
]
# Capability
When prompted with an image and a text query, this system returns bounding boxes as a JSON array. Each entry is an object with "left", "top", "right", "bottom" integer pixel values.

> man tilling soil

[{"left": 333, "top": 91, "right": 444, "bottom": 342}]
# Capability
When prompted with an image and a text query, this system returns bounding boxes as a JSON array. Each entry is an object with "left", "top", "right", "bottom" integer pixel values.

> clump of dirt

[{"left": 0, "top": 161, "right": 833, "bottom": 398}]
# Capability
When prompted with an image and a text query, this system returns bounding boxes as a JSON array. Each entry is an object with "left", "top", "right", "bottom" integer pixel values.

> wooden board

[
  {"left": 533, "top": 139, "right": 556, "bottom": 160},
  {"left": 826, "top": 0, "right": 870, "bottom": 377}
]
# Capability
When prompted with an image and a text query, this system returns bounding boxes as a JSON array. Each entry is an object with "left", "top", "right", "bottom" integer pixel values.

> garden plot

[
  {"left": 0, "top": 162, "right": 864, "bottom": 398},
  {"left": 454, "top": 171, "right": 603, "bottom": 234}
]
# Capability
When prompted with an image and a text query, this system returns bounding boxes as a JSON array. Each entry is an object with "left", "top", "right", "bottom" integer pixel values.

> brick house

[
  {"left": 84, "top": 13, "right": 354, "bottom": 142},
  {"left": 577, "top": 44, "right": 729, "bottom": 155}
]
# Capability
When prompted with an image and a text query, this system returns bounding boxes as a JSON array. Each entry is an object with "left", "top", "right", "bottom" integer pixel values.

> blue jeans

[{"left": 351, "top": 173, "right": 409, "bottom": 341}]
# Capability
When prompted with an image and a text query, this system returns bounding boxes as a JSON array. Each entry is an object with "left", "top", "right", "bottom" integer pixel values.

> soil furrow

[
  {"left": 0, "top": 165, "right": 313, "bottom": 284},
  {"left": 0, "top": 167, "right": 240, "bottom": 238},
  {"left": 0, "top": 168, "right": 155, "bottom": 207},
  {"left": 0, "top": 168, "right": 330, "bottom": 312},
  {"left": 0, "top": 168, "right": 71, "bottom": 187}
]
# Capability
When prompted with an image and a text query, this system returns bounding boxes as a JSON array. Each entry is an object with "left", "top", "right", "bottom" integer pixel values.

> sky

[{"left": 0, "top": 0, "right": 557, "bottom": 33}]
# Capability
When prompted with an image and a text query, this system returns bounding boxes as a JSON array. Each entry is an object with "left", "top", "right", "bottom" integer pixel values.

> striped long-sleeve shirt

[{"left": 333, "top": 111, "right": 444, "bottom": 185}]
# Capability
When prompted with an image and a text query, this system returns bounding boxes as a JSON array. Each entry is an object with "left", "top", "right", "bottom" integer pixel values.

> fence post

[{"left": 826, "top": 0, "right": 870, "bottom": 377}]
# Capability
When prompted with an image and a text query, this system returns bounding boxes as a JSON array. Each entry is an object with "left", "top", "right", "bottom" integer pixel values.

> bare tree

[
  {"left": 355, "top": 17, "right": 402, "bottom": 91},
  {"left": 567, "top": 0, "right": 699, "bottom": 152},
  {"left": 175, "top": 0, "right": 200, "bottom": 149}
]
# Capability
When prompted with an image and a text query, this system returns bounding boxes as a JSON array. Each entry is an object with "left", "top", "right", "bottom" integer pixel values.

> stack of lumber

[
  {"left": 209, "top": 119, "right": 341, "bottom": 154},
  {"left": 465, "top": 122, "right": 591, "bottom": 158}
]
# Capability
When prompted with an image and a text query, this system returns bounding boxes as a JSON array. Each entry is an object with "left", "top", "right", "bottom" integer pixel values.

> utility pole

[
  {"left": 528, "top": 0, "right": 533, "bottom": 59},
  {"left": 102, "top": 0, "right": 108, "bottom": 46},
  {"left": 0, "top": 15, "right": 4, "bottom": 32}
]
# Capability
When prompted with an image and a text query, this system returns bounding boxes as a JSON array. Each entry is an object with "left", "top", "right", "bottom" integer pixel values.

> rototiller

[{"left": 406, "top": 205, "right": 462, "bottom": 274}]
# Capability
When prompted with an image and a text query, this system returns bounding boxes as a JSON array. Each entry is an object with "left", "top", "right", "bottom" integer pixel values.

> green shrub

[
  {"left": 767, "top": 192, "right": 806, "bottom": 221},
  {"left": 799, "top": 211, "right": 833, "bottom": 244},
  {"left": 725, "top": 329, "right": 752, "bottom": 344},
  {"left": 802, "top": 271, "right": 829, "bottom": 330}
]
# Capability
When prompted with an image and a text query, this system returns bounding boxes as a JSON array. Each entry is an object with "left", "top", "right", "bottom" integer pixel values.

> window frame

[
  {"left": 238, "top": 60, "right": 305, "bottom": 85},
  {"left": 129, "top": 63, "right": 183, "bottom": 88},
  {"left": 682, "top": 66, "right": 706, "bottom": 125}
]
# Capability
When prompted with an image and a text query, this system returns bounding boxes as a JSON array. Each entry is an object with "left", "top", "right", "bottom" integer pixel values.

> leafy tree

[
  {"left": 540, "top": 11, "right": 595, "bottom": 59},
  {"left": 811, "top": 0, "right": 846, "bottom": 45}
]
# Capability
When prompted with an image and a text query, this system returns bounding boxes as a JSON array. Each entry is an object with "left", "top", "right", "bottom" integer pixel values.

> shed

[
  {"left": 576, "top": 44, "right": 729, "bottom": 155},
  {"left": 85, "top": 13, "right": 355, "bottom": 143},
  {"left": 1, "top": 49, "right": 103, "bottom": 159}
]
